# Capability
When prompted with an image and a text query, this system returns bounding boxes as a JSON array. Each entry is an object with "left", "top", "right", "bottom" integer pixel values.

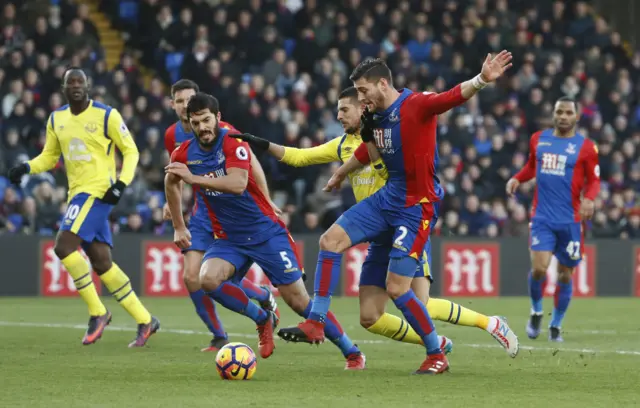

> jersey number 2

[
  {"left": 394, "top": 226, "right": 408, "bottom": 247},
  {"left": 566, "top": 241, "right": 581, "bottom": 260}
]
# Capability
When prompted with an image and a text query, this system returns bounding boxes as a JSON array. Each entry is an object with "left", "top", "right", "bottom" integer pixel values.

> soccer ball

[{"left": 215, "top": 342, "right": 257, "bottom": 380}]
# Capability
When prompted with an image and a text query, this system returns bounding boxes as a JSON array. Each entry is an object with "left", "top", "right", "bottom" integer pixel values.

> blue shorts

[
  {"left": 337, "top": 192, "right": 435, "bottom": 271},
  {"left": 203, "top": 232, "right": 302, "bottom": 286},
  {"left": 184, "top": 219, "right": 214, "bottom": 253},
  {"left": 359, "top": 201, "right": 438, "bottom": 288},
  {"left": 530, "top": 220, "right": 583, "bottom": 267},
  {"left": 60, "top": 193, "right": 113, "bottom": 250}
]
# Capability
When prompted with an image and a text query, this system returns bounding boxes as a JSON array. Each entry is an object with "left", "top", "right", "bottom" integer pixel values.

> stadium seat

[
  {"left": 119, "top": 1, "right": 139, "bottom": 22},
  {"left": 38, "top": 228, "right": 54, "bottom": 236},
  {"left": 7, "top": 214, "right": 23, "bottom": 230},
  {"left": 165, "top": 53, "right": 185, "bottom": 84},
  {"left": 0, "top": 177, "right": 9, "bottom": 195},
  {"left": 136, "top": 203, "right": 152, "bottom": 222},
  {"left": 283, "top": 39, "right": 296, "bottom": 57},
  {"left": 148, "top": 191, "right": 166, "bottom": 206}
]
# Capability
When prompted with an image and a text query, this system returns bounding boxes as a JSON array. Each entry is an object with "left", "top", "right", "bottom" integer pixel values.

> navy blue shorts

[
  {"left": 338, "top": 191, "right": 437, "bottom": 279},
  {"left": 203, "top": 232, "right": 302, "bottom": 286}
]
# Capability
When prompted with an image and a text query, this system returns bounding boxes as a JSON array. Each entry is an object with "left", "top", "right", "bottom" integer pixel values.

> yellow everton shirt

[
  {"left": 281, "top": 133, "right": 387, "bottom": 203},
  {"left": 28, "top": 100, "right": 139, "bottom": 200}
]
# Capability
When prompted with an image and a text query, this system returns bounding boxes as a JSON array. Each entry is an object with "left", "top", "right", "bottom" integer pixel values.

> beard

[{"left": 196, "top": 124, "right": 220, "bottom": 147}]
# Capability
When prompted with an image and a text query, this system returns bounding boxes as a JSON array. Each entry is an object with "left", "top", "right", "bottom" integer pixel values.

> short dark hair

[
  {"left": 62, "top": 66, "right": 86, "bottom": 81},
  {"left": 338, "top": 86, "right": 358, "bottom": 101},
  {"left": 556, "top": 96, "right": 578, "bottom": 110},
  {"left": 349, "top": 58, "right": 392, "bottom": 84},
  {"left": 171, "top": 79, "right": 199, "bottom": 98},
  {"left": 186, "top": 92, "right": 220, "bottom": 118}
]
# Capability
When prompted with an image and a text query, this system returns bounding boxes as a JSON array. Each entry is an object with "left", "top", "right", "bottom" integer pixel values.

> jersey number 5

[{"left": 280, "top": 251, "right": 292, "bottom": 269}]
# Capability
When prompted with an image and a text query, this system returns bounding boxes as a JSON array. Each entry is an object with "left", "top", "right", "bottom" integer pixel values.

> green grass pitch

[{"left": 1, "top": 297, "right": 639, "bottom": 407}]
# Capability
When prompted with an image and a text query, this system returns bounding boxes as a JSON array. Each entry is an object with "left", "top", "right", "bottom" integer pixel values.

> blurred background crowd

[{"left": 0, "top": 0, "right": 638, "bottom": 239}]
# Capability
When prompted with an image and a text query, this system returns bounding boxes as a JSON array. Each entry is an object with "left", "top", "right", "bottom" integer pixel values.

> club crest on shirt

[
  {"left": 217, "top": 150, "right": 226, "bottom": 164},
  {"left": 84, "top": 122, "right": 98, "bottom": 133},
  {"left": 565, "top": 143, "right": 576, "bottom": 155},
  {"left": 389, "top": 108, "right": 399, "bottom": 123}
]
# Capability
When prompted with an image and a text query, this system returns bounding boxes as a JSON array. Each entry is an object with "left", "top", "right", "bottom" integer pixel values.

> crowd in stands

[{"left": 0, "top": 0, "right": 638, "bottom": 239}]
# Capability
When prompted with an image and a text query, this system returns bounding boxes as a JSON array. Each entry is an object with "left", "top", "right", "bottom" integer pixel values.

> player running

[
  {"left": 506, "top": 96, "right": 600, "bottom": 342},
  {"left": 279, "top": 53, "right": 514, "bottom": 374},
  {"left": 164, "top": 79, "right": 279, "bottom": 352},
  {"left": 8, "top": 67, "right": 159, "bottom": 347},
  {"left": 238, "top": 86, "right": 518, "bottom": 357},
  {"left": 165, "top": 92, "right": 366, "bottom": 370}
]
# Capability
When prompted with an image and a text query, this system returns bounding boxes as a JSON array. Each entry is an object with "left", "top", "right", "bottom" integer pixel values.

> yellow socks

[
  {"left": 366, "top": 313, "right": 423, "bottom": 345},
  {"left": 427, "top": 298, "right": 491, "bottom": 330},
  {"left": 61, "top": 252, "right": 107, "bottom": 316},
  {"left": 100, "top": 263, "right": 151, "bottom": 324}
]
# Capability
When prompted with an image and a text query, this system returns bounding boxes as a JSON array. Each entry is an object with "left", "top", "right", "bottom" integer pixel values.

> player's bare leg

[
  {"left": 549, "top": 264, "right": 574, "bottom": 342},
  {"left": 277, "top": 278, "right": 365, "bottom": 370},
  {"left": 54, "top": 231, "right": 111, "bottom": 345},
  {"left": 87, "top": 242, "right": 159, "bottom": 347},
  {"left": 285, "top": 223, "right": 352, "bottom": 343},
  {"left": 527, "top": 250, "right": 553, "bottom": 339},
  {"left": 386, "top": 266, "right": 448, "bottom": 375},
  {"left": 183, "top": 250, "right": 228, "bottom": 352},
  {"left": 200, "top": 258, "right": 276, "bottom": 359}
]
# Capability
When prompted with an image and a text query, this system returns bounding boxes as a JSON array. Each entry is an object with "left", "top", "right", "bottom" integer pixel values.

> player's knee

[
  {"left": 183, "top": 269, "right": 201, "bottom": 292},
  {"left": 53, "top": 243, "right": 73, "bottom": 260},
  {"left": 91, "top": 259, "right": 112, "bottom": 275},
  {"left": 359, "top": 310, "right": 382, "bottom": 329},
  {"left": 319, "top": 227, "right": 350, "bottom": 253},
  {"left": 531, "top": 266, "right": 547, "bottom": 280},
  {"left": 557, "top": 267, "right": 574, "bottom": 284}
]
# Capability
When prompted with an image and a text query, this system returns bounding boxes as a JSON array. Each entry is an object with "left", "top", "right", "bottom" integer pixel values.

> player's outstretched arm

[
  {"left": 235, "top": 133, "right": 341, "bottom": 167},
  {"left": 415, "top": 51, "right": 513, "bottom": 117},
  {"left": 460, "top": 50, "right": 513, "bottom": 99}
]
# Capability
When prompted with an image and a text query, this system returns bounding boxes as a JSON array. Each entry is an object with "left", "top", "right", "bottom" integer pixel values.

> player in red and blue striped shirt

[
  {"left": 279, "top": 53, "right": 514, "bottom": 374},
  {"left": 166, "top": 92, "right": 366, "bottom": 369},
  {"left": 507, "top": 96, "right": 600, "bottom": 342},
  {"left": 164, "top": 80, "right": 279, "bottom": 352}
]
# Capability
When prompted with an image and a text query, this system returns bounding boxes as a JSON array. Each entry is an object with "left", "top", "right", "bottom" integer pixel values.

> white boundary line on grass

[{"left": 1, "top": 320, "right": 639, "bottom": 356}]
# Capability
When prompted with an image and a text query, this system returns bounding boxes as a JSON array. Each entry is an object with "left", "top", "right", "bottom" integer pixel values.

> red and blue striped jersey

[
  {"left": 170, "top": 129, "right": 283, "bottom": 243},
  {"left": 514, "top": 129, "right": 600, "bottom": 223},
  {"left": 164, "top": 120, "right": 239, "bottom": 231},
  {"left": 354, "top": 86, "right": 467, "bottom": 207}
]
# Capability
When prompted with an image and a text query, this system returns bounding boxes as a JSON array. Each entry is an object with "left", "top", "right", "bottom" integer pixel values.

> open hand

[{"left": 480, "top": 50, "right": 513, "bottom": 82}]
